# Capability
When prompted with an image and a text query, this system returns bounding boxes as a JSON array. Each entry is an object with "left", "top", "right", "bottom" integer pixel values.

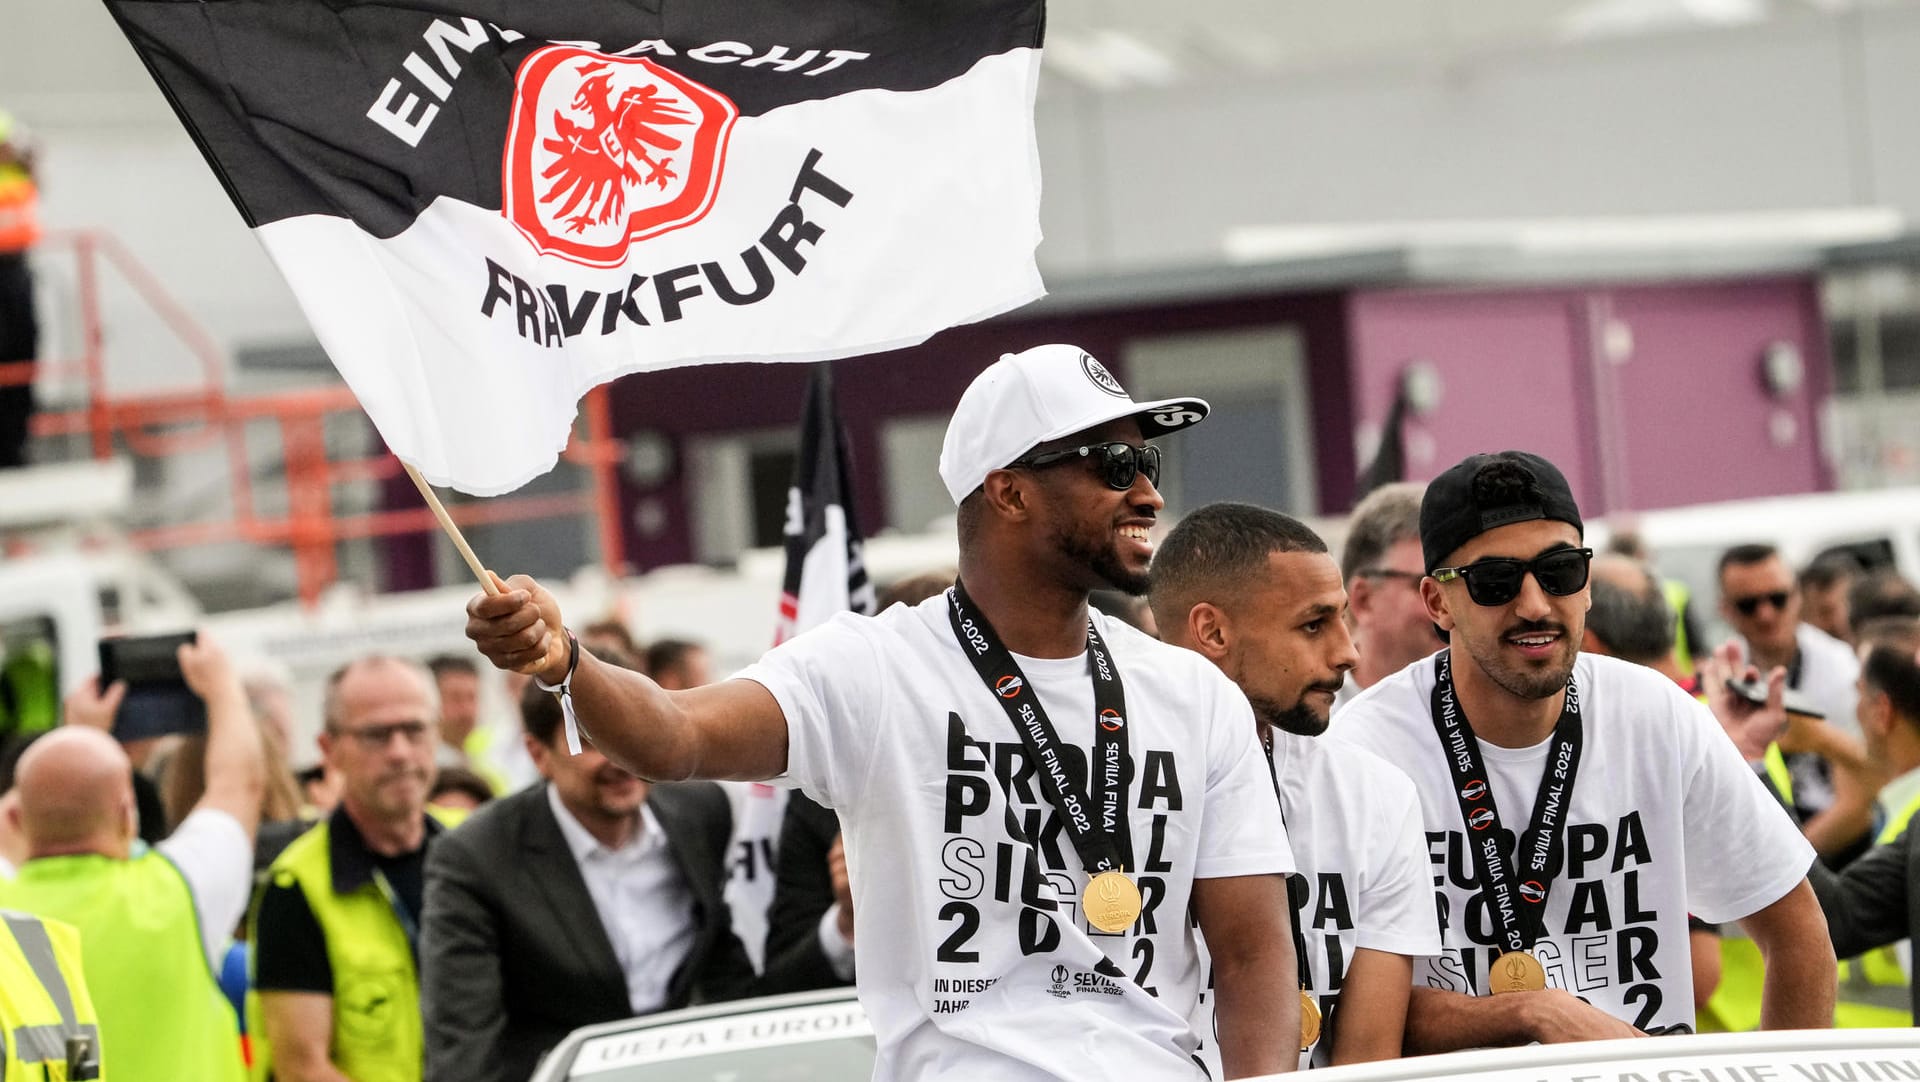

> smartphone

[
  {"left": 1723, "top": 673, "right": 1826, "bottom": 721},
  {"left": 98, "top": 632, "right": 206, "bottom": 742}
]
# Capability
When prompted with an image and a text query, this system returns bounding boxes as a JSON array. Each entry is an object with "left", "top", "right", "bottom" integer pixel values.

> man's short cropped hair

[
  {"left": 1857, "top": 617, "right": 1920, "bottom": 726},
  {"left": 644, "top": 639, "right": 703, "bottom": 680},
  {"left": 1801, "top": 554, "right": 1860, "bottom": 593},
  {"left": 429, "top": 766, "right": 495, "bottom": 808},
  {"left": 1716, "top": 543, "right": 1782, "bottom": 583},
  {"left": 1149, "top": 502, "right": 1326, "bottom": 630},
  {"left": 1851, "top": 569, "right": 1920, "bottom": 625},
  {"left": 426, "top": 655, "right": 477, "bottom": 680},
  {"left": 520, "top": 678, "right": 565, "bottom": 748},
  {"left": 1340, "top": 483, "right": 1423, "bottom": 584},
  {"left": 1586, "top": 560, "right": 1676, "bottom": 665}
]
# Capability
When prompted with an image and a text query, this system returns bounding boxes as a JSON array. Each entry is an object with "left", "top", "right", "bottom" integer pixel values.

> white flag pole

[{"left": 402, "top": 461, "right": 501, "bottom": 597}]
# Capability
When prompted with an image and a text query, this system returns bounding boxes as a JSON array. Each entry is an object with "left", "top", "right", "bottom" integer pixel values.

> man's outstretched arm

[{"left": 467, "top": 574, "right": 789, "bottom": 782}]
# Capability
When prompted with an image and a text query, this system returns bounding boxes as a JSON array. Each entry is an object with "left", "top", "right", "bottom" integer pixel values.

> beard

[
  {"left": 1251, "top": 690, "right": 1335, "bottom": 738},
  {"left": 1050, "top": 516, "right": 1149, "bottom": 596},
  {"left": 1473, "top": 619, "right": 1578, "bottom": 701}
]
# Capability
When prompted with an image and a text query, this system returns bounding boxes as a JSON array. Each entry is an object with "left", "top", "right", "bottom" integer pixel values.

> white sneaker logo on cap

[{"left": 1080, "top": 353, "right": 1128, "bottom": 398}]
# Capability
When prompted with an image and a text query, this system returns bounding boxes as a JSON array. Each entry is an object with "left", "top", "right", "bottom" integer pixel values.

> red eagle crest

[{"left": 503, "top": 49, "right": 738, "bottom": 267}]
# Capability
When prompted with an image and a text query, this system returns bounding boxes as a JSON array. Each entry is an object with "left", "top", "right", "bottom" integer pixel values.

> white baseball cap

[{"left": 938, "top": 344, "right": 1210, "bottom": 505}]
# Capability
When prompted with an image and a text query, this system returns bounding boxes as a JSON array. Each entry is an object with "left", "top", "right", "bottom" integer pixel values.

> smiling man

[
  {"left": 1151, "top": 503, "right": 1439, "bottom": 1070},
  {"left": 420, "top": 675, "right": 753, "bottom": 1082},
  {"left": 464, "top": 345, "right": 1297, "bottom": 1081},
  {"left": 1329, "top": 451, "right": 1833, "bottom": 1049}
]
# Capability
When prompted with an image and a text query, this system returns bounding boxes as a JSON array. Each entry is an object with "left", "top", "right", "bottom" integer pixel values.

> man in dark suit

[
  {"left": 760, "top": 791, "right": 856, "bottom": 994},
  {"left": 1808, "top": 617, "right": 1920, "bottom": 1021},
  {"left": 420, "top": 679, "right": 754, "bottom": 1082}
]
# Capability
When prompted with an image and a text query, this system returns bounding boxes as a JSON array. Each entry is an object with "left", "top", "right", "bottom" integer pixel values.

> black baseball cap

[{"left": 1420, "top": 451, "right": 1584, "bottom": 571}]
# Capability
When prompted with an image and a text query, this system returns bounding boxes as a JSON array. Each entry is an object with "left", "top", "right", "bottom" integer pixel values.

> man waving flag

[{"left": 104, "top": 1, "right": 1046, "bottom": 495}]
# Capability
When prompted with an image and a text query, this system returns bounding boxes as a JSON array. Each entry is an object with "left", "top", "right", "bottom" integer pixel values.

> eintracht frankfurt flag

[
  {"left": 775, "top": 365, "right": 877, "bottom": 644},
  {"left": 105, "top": 1, "right": 1047, "bottom": 495}
]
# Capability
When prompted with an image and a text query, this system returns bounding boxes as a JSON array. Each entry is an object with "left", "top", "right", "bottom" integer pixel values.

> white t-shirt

[
  {"left": 1191, "top": 731, "right": 1440, "bottom": 1072},
  {"left": 1791, "top": 623, "right": 1862, "bottom": 738},
  {"left": 156, "top": 807, "right": 254, "bottom": 970},
  {"left": 1329, "top": 652, "right": 1813, "bottom": 1034},
  {"left": 739, "top": 595, "right": 1293, "bottom": 1082}
]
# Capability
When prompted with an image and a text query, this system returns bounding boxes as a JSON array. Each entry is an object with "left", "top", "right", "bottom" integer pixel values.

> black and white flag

[
  {"left": 774, "top": 365, "right": 876, "bottom": 644},
  {"left": 106, "top": 1, "right": 1047, "bottom": 494},
  {"left": 727, "top": 364, "right": 875, "bottom": 972}
]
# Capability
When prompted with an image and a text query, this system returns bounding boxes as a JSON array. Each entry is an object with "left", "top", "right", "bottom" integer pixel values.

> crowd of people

[{"left": 2, "top": 343, "right": 1920, "bottom": 1080}]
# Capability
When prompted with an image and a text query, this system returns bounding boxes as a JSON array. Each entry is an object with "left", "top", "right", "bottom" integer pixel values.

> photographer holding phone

[{"left": 0, "top": 633, "right": 264, "bottom": 1081}]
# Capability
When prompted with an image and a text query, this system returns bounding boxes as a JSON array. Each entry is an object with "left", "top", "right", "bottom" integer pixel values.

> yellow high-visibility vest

[
  {"left": 0, "top": 910, "right": 102, "bottom": 1080},
  {"left": 1, "top": 852, "right": 242, "bottom": 1082}
]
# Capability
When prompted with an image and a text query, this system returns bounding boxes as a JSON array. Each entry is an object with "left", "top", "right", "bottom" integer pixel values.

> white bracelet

[{"left": 533, "top": 630, "right": 583, "bottom": 755}]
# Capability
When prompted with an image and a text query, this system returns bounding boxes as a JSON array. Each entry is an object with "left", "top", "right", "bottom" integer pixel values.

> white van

[{"left": 1591, "top": 485, "right": 1920, "bottom": 645}]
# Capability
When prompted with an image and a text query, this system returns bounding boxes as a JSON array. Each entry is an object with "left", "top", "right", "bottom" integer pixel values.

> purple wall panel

[
  {"left": 1346, "top": 290, "right": 1602, "bottom": 508},
  {"left": 1601, "top": 279, "right": 1831, "bottom": 509},
  {"left": 1343, "top": 277, "right": 1832, "bottom": 516}
]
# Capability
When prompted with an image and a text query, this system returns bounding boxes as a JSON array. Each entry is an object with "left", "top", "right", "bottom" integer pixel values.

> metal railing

[{"left": 6, "top": 229, "right": 627, "bottom": 604}]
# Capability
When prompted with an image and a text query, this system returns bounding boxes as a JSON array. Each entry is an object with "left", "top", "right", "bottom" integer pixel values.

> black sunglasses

[
  {"left": 1730, "top": 591, "right": 1792, "bottom": 617},
  {"left": 1010, "top": 442, "right": 1161, "bottom": 491},
  {"left": 1431, "top": 547, "right": 1594, "bottom": 607}
]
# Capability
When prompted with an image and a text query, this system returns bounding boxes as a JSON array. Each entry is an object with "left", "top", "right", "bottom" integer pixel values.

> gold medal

[
  {"left": 1298, "top": 990, "right": 1322, "bottom": 1050},
  {"left": 1082, "top": 870, "right": 1143, "bottom": 933},
  {"left": 1489, "top": 950, "right": 1546, "bottom": 994}
]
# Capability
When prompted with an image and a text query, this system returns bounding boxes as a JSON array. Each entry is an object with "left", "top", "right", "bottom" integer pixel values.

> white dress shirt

[{"left": 546, "top": 785, "right": 697, "bottom": 1014}]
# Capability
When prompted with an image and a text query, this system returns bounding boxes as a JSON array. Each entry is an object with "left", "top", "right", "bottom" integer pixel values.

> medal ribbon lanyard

[
  {"left": 947, "top": 582, "right": 1134, "bottom": 876},
  {"left": 1428, "top": 649, "right": 1584, "bottom": 955}
]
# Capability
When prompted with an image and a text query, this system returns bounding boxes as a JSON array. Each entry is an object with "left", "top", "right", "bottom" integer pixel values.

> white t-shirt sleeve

[
  {"left": 1675, "top": 687, "right": 1816, "bottom": 924},
  {"left": 735, "top": 614, "right": 881, "bottom": 811},
  {"left": 1357, "top": 774, "right": 1444, "bottom": 957},
  {"left": 1193, "top": 676, "right": 1293, "bottom": 880},
  {"left": 157, "top": 807, "right": 254, "bottom": 971}
]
